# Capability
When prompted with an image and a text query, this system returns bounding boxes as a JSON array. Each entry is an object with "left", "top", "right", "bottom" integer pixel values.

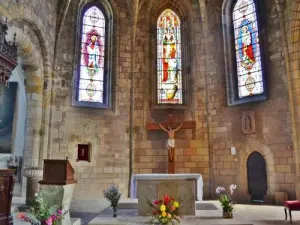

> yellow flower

[
  {"left": 160, "top": 204, "right": 166, "bottom": 212},
  {"left": 174, "top": 201, "right": 179, "bottom": 208},
  {"left": 161, "top": 211, "right": 167, "bottom": 217},
  {"left": 167, "top": 213, "right": 172, "bottom": 218}
]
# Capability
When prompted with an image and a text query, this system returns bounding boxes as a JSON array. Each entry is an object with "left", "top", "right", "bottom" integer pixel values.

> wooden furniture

[
  {"left": 0, "top": 169, "right": 15, "bottom": 225},
  {"left": 39, "top": 159, "right": 77, "bottom": 185},
  {"left": 284, "top": 200, "right": 300, "bottom": 223}
]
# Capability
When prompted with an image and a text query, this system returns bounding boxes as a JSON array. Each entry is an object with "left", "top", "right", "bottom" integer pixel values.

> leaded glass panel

[
  {"left": 233, "top": 0, "right": 264, "bottom": 98},
  {"left": 78, "top": 6, "right": 105, "bottom": 103},
  {"left": 157, "top": 9, "right": 183, "bottom": 104}
]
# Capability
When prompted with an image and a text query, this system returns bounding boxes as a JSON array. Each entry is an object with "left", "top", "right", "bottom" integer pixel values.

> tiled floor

[{"left": 12, "top": 197, "right": 300, "bottom": 225}]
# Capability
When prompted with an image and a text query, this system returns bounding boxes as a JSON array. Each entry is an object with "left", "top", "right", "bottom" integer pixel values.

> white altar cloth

[{"left": 130, "top": 173, "right": 203, "bottom": 201}]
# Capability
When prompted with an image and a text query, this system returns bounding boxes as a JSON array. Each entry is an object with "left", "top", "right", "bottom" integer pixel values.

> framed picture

[{"left": 76, "top": 143, "right": 91, "bottom": 162}]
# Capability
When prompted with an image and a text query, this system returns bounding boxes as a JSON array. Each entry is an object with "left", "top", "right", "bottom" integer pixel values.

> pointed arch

[
  {"left": 222, "top": 0, "right": 267, "bottom": 106},
  {"left": 72, "top": 0, "right": 114, "bottom": 108}
]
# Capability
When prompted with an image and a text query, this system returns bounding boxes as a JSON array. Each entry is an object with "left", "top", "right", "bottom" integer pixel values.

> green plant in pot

[
  {"left": 103, "top": 184, "right": 122, "bottom": 217},
  {"left": 216, "top": 184, "right": 237, "bottom": 218}
]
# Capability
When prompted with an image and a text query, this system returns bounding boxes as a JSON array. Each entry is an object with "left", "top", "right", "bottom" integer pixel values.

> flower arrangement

[
  {"left": 216, "top": 184, "right": 237, "bottom": 218},
  {"left": 147, "top": 194, "right": 180, "bottom": 225},
  {"left": 17, "top": 191, "right": 68, "bottom": 225},
  {"left": 103, "top": 184, "right": 122, "bottom": 217}
]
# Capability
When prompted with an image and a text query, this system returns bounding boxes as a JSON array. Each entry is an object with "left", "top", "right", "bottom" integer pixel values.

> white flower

[
  {"left": 34, "top": 193, "right": 38, "bottom": 197},
  {"left": 216, "top": 186, "right": 225, "bottom": 194},
  {"left": 229, "top": 184, "right": 237, "bottom": 195}
]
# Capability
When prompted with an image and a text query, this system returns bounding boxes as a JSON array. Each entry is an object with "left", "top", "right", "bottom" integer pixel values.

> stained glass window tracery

[
  {"left": 157, "top": 9, "right": 183, "bottom": 104},
  {"left": 78, "top": 6, "right": 105, "bottom": 103},
  {"left": 233, "top": 0, "right": 264, "bottom": 98}
]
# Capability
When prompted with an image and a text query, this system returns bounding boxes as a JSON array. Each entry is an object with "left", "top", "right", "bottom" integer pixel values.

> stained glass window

[
  {"left": 157, "top": 9, "right": 183, "bottom": 104},
  {"left": 233, "top": 0, "right": 264, "bottom": 98},
  {"left": 78, "top": 6, "right": 105, "bottom": 103}
]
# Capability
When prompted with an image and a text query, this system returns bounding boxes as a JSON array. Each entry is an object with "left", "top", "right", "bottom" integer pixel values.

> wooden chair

[{"left": 284, "top": 200, "right": 300, "bottom": 223}]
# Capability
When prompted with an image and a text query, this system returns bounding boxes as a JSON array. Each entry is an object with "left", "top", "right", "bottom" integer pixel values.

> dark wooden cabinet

[
  {"left": 39, "top": 159, "right": 76, "bottom": 185},
  {"left": 0, "top": 169, "right": 15, "bottom": 225}
]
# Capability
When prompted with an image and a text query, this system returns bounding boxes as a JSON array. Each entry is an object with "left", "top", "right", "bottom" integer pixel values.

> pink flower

[
  {"left": 51, "top": 214, "right": 57, "bottom": 221},
  {"left": 57, "top": 209, "right": 62, "bottom": 215},
  {"left": 153, "top": 199, "right": 159, "bottom": 205},
  {"left": 44, "top": 216, "right": 53, "bottom": 225}
]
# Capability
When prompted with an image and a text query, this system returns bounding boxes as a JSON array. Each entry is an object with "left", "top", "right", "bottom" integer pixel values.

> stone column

[
  {"left": 23, "top": 167, "right": 43, "bottom": 205},
  {"left": 39, "top": 184, "right": 78, "bottom": 225}
]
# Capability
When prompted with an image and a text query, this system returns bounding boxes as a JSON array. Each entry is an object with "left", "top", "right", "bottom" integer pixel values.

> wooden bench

[{"left": 284, "top": 200, "right": 300, "bottom": 223}]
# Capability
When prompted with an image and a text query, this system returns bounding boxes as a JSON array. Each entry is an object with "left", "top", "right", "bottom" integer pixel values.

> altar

[{"left": 130, "top": 174, "right": 203, "bottom": 216}]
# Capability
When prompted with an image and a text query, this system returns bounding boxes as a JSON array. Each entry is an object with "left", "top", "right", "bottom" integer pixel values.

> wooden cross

[{"left": 146, "top": 112, "right": 196, "bottom": 174}]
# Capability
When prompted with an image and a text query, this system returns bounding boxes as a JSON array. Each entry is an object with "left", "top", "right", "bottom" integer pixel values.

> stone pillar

[
  {"left": 23, "top": 167, "right": 43, "bottom": 205},
  {"left": 39, "top": 184, "right": 78, "bottom": 225}
]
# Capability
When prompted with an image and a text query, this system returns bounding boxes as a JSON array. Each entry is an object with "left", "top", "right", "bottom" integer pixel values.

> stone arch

[
  {"left": 5, "top": 22, "right": 45, "bottom": 168},
  {"left": 238, "top": 138, "right": 275, "bottom": 202},
  {"left": 246, "top": 151, "right": 268, "bottom": 201},
  {"left": 0, "top": 2, "right": 51, "bottom": 74},
  {"left": 0, "top": 2, "right": 52, "bottom": 168}
]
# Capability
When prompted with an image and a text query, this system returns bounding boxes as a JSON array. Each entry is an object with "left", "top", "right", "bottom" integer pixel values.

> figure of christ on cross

[
  {"left": 158, "top": 123, "right": 183, "bottom": 163},
  {"left": 146, "top": 113, "right": 196, "bottom": 174}
]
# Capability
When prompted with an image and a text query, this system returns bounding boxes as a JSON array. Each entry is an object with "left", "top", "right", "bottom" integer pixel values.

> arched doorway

[{"left": 247, "top": 151, "right": 267, "bottom": 202}]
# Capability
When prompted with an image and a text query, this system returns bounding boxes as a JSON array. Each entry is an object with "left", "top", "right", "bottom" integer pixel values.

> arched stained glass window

[
  {"left": 233, "top": 0, "right": 263, "bottom": 98},
  {"left": 73, "top": 3, "right": 112, "bottom": 109},
  {"left": 79, "top": 6, "right": 105, "bottom": 103},
  {"left": 222, "top": 0, "right": 266, "bottom": 105},
  {"left": 157, "top": 9, "right": 183, "bottom": 105}
]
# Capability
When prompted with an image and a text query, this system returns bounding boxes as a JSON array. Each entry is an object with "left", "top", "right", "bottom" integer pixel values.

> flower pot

[
  {"left": 223, "top": 211, "right": 233, "bottom": 219},
  {"left": 113, "top": 208, "right": 117, "bottom": 217}
]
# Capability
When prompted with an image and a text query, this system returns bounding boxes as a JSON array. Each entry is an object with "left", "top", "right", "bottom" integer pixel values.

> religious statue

[{"left": 158, "top": 123, "right": 183, "bottom": 162}]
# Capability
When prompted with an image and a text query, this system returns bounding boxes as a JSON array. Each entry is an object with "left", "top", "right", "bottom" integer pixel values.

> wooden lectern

[
  {"left": 39, "top": 159, "right": 77, "bottom": 185},
  {"left": 0, "top": 169, "right": 15, "bottom": 225}
]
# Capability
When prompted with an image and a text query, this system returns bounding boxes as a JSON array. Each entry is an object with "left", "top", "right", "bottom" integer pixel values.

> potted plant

[
  {"left": 216, "top": 184, "right": 237, "bottom": 218},
  {"left": 16, "top": 191, "right": 68, "bottom": 225},
  {"left": 103, "top": 184, "right": 122, "bottom": 217},
  {"left": 147, "top": 194, "right": 180, "bottom": 225}
]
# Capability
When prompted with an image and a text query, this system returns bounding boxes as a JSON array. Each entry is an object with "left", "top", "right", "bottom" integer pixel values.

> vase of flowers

[
  {"left": 16, "top": 191, "right": 68, "bottom": 225},
  {"left": 103, "top": 184, "right": 122, "bottom": 218},
  {"left": 216, "top": 184, "right": 237, "bottom": 219},
  {"left": 147, "top": 194, "right": 180, "bottom": 225}
]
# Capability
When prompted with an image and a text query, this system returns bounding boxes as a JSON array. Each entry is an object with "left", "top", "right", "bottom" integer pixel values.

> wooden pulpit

[
  {"left": 0, "top": 169, "right": 15, "bottom": 225},
  {"left": 39, "top": 159, "right": 77, "bottom": 185}
]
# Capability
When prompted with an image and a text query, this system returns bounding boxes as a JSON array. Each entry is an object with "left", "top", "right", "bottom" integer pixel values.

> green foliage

[
  {"left": 103, "top": 184, "right": 122, "bottom": 209},
  {"left": 28, "top": 192, "right": 57, "bottom": 222},
  {"left": 17, "top": 191, "right": 67, "bottom": 225},
  {"left": 215, "top": 184, "right": 237, "bottom": 213},
  {"left": 218, "top": 194, "right": 234, "bottom": 212}
]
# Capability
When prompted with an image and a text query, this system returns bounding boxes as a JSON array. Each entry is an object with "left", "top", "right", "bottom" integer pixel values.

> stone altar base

[
  {"left": 138, "top": 179, "right": 196, "bottom": 216},
  {"left": 40, "top": 184, "right": 81, "bottom": 225}
]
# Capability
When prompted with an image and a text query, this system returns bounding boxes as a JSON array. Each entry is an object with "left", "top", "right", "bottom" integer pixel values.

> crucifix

[{"left": 146, "top": 112, "right": 196, "bottom": 174}]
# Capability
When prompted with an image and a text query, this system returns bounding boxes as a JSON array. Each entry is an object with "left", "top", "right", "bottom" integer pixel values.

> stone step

[{"left": 117, "top": 200, "right": 220, "bottom": 211}]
